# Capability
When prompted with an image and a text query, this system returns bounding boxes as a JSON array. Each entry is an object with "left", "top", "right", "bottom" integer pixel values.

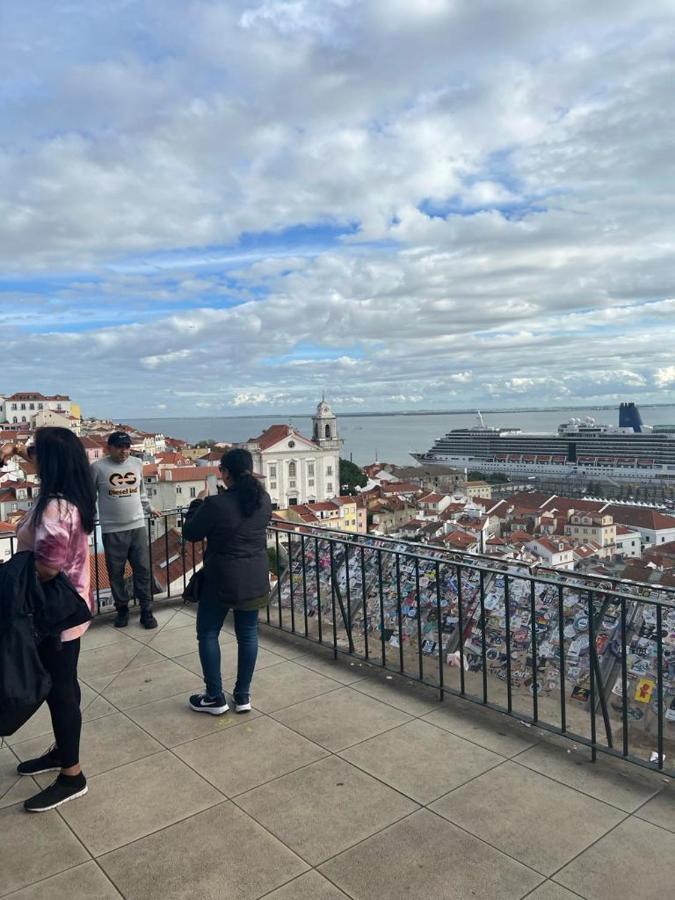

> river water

[{"left": 130, "top": 404, "right": 675, "bottom": 466}]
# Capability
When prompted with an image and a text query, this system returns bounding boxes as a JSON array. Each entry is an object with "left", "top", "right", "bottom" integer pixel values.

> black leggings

[{"left": 38, "top": 637, "right": 82, "bottom": 769}]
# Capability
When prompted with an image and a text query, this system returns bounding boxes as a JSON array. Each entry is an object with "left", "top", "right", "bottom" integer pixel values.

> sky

[{"left": 1, "top": 0, "right": 674, "bottom": 419}]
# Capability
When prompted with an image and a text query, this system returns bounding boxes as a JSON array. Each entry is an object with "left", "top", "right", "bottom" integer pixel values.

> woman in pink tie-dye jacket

[{"left": 2, "top": 427, "right": 96, "bottom": 812}]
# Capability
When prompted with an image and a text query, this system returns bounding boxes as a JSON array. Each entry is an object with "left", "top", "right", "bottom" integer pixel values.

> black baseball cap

[{"left": 108, "top": 431, "right": 132, "bottom": 448}]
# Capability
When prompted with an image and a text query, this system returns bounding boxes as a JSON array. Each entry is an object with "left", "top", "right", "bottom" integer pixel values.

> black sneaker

[
  {"left": 233, "top": 694, "right": 252, "bottom": 714},
  {"left": 189, "top": 692, "right": 229, "bottom": 715},
  {"left": 17, "top": 745, "right": 61, "bottom": 776},
  {"left": 24, "top": 772, "right": 88, "bottom": 813},
  {"left": 114, "top": 606, "right": 129, "bottom": 628},
  {"left": 140, "top": 611, "right": 158, "bottom": 629}
]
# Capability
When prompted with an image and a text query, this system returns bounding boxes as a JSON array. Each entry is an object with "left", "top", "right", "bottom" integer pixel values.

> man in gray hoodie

[{"left": 92, "top": 432, "right": 159, "bottom": 628}]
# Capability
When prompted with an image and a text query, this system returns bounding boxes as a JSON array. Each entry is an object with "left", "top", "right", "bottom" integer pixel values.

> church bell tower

[{"left": 312, "top": 398, "right": 342, "bottom": 451}]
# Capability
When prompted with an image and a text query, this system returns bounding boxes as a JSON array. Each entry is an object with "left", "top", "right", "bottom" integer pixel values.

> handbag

[{"left": 182, "top": 567, "right": 204, "bottom": 604}]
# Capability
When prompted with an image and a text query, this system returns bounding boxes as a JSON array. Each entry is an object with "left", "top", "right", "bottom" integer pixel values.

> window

[
  {"left": 29, "top": 403, "right": 34, "bottom": 410},
  {"left": 20, "top": 403, "right": 25, "bottom": 410},
  {"left": 326, "top": 465, "right": 333, "bottom": 476},
  {"left": 327, "top": 482, "right": 333, "bottom": 492},
  {"left": 176, "top": 486, "right": 182, "bottom": 494},
  {"left": 269, "top": 464, "right": 277, "bottom": 478},
  {"left": 270, "top": 482, "right": 277, "bottom": 490},
  {"left": 289, "top": 498, "right": 298, "bottom": 506},
  {"left": 190, "top": 487, "right": 196, "bottom": 498},
  {"left": 307, "top": 463, "right": 314, "bottom": 477},
  {"left": 308, "top": 479, "right": 314, "bottom": 487},
  {"left": 288, "top": 461, "right": 296, "bottom": 477},
  {"left": 289, "top": 480, "right": 296, "bottom": 488}
]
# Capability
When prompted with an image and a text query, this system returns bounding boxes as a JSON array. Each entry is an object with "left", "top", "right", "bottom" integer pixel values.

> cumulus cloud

[{"left": 0, "top": 0, "right": 673, "bottom": 417}]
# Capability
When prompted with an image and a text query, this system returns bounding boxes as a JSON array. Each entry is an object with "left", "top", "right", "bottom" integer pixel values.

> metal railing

[
  {"left": 3, "top": 510, "right": 673, "bottom": 776},
  {"left": 266, "top": 523, "right": 675, "bottom": 777}
]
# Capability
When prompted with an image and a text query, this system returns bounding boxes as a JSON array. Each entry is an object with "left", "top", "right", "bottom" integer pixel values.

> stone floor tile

[
  {"left": 175, "top": 716, "right": 328, "bottom": 796},
  {"left": 422, "top": 700, "right": 540, "bottom": 756},
  {"left": 114, "top": 605, "right": 181, "bottom": 642},
  {"left": 264, "top": 870, "right": 349, "bottom": 899},
  {"left": 78, "top": 671, "right": 118, "bottom": 694},
  {"left": 0, "top": 803, "right": 89, "bottom": 896},
  {"left": 340, "top": 718, "right": 504, "bottom": 803},
  {"left": 430, "top": 761, "right": 625, "bottom": 875},
  {"left": 60, "top": 750, "right": 222, "bottom": 856},
  {"left": 77, "top": 640, "right": 147, "bottom": 680},
  {"left": 172, "top": 649, "right": 204, "bottom": 676},
  {"left": 319, "top": 808, "right": 543, "bottom": 900},
  {"left": 99, "top": 801, "right": 308, "bottom": 899},
  {"left": 272, "top": 687, "right": 411, "bottom": 751},
  {"left": 4, "top": 703, "right": 54, "bottom": 746},
  {"left": 526, "top": 882, "right": 585, "bottom": 900},
  {"left": 291, "top": 650, "right": 370, "bottom": 685},
  {"left": 3, "top": 684, "right": 114, "bottom": 748},
  {"left": 80, "top": 682, "right": 117, "bottom": 720},
  {"left": 122, "top": 644, "right": 168, "bottom": 670},
  {"left": 126, "top": 692, "right": 260, "bottom": 747},
  {"left": 5, "top": 861, "right": 123, "bottom": 899},
  {"left": 101, "top": 658, "right": 200, "bottom": 709},
  {"left": 173, "top": 645, "right": 286, "bottom": 681},
  {"left": 248, "top": 660, "right": 343, "bottom": 713},
  {"left": 14, "top": 712, "right": 163, "bottom": 780},
  {"left": 162, "top": 610, "right": 198, "bottom": 630},
  {"left": 0, "top": 748, "right": 40, "bottom": 810},
  {"left": 236, "top": 755, "right": 418, "bottom": 865},
  {"left": 634, "top": 782, "right": 674, "bottom": 832},
  {"left": 78, "top": 623, "right": 128, "bottom": 650},
  {"left": 148, "top": 624, "right": 202, "bottom": 658},
  {"left": 256, "top": 628, "right": 308, "bottom": 659},
  {"left": 221, "top": 642, "right": 287, "bottom": 677},
  {"left": 350, "top": 673, "right": 442, "bottom": 715},
  {"left": 555, "top": 816, "right": 674, "bottom": 899},
  {"left": 516, "top": 739, "right": 666, "bottom": 812}
]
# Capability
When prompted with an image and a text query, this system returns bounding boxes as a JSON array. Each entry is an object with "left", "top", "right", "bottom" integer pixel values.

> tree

[{"left": 339, "top": 458, "right": 367, "bottom": 494}]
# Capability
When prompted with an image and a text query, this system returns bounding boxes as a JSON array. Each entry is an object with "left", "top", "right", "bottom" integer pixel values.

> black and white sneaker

[
  {"left": 24, "top": 773, "right": 88, "bottom": 812},
  {"left": 234, "top": 695, "right": 252, "bottom": 714},
  {"left": 189, "top": 692, "right": 229, "bottom": 715},
  {"left": 17, "top": 745, "right": 62, "bottom": 776}
]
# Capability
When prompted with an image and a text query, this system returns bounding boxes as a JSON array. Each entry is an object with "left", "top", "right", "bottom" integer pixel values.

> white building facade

[
  {"left": 2, "top": 392, "right": 72, "bottom": 425},
  {"left": 243, "top": 401, "right": 343, "bottom": 509}
]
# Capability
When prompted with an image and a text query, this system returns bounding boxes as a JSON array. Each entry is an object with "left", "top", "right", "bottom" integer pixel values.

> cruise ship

[{"left": 412, "top": 403, "right": 675, "bottom": 482}]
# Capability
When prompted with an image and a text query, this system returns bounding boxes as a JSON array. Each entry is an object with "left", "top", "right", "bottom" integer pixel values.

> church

[{"left": 241, "top": 399, "right": 343, "bottom": 509}]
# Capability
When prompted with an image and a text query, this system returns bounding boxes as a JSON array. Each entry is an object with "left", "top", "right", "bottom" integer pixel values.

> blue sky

[{"left": 1, "top": 1, "right": 674, "bottom": 418}]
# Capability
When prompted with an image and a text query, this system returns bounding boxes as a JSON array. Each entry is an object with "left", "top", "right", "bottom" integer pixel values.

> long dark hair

[
  {"left": 32, "top": 427, "right": 96, "bottom": 534},
  {"left": 220, "top": 448, "right": 265, "bottom": 517}
]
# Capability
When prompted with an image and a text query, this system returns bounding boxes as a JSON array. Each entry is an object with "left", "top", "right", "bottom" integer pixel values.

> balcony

[{"left": 1, "top": 519, "right": 673, "bottom": 898}]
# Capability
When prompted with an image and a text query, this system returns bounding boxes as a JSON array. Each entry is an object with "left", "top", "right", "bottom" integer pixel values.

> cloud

[{"left": 0, "top": 1, "right": 673, "bottom": 417}]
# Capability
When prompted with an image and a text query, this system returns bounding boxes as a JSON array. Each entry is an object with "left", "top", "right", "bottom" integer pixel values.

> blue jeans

[{"left": 196, "top": 600, "right": 259, "bottom": 700}]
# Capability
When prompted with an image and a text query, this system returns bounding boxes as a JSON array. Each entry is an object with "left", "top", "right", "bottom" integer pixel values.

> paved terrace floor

[{"left": 1, "top": 601, "right": 673, "bottom": 900}]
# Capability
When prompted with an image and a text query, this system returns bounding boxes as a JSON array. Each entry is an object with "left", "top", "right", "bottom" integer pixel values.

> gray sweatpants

[{"left": 102, "top": 526, "right": 153, "bottom": 612}]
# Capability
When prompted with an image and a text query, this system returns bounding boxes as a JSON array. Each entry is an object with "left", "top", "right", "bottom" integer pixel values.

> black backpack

[{"left": 0, "top": 552, "right": 51, "bottom": 736}]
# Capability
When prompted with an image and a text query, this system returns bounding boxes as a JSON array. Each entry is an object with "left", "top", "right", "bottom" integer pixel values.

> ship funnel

[{"left": 619, "top": 402, "right": 643, "bottom": 433}]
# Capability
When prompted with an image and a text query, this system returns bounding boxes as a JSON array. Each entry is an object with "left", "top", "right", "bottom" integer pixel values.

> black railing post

[
  {"left": 529, "top": 579, "right": 539, "bottom": 723},
  {"left": 455, "top": 565, "right": 466, "bottom": 695},
  {"left": 361, "top": 546, "right": 369, "bottom": 661},
  {"left": 656, "top": 603, "right": 664, "bottom": 770},
  {"left": 557, "top": 585, "right": 567, "bottom": 734},
  {"left": 479, "top": 569, "right": 488, "bottom": 704},
  {"left": 378, "top": 549, "right": 386, "bottom": 667},
  {"left": 314, "top": 536, "right": 322, "bottom": 643},
  {"left": 300, "top": 533, "right": 308, "bottom": 638},
  {"left": 435, "top": 563, "right": 444, "bottom": 701}
]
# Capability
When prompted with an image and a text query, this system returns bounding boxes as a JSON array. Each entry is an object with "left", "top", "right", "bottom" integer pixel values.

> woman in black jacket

[{"left": 182, "top": 448, "right": 272, "bottom": 714}]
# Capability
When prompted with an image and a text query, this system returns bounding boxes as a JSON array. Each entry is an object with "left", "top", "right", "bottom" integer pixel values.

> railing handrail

[{"left": 268, "top": 521, "right": 675, "bottom": 608}]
